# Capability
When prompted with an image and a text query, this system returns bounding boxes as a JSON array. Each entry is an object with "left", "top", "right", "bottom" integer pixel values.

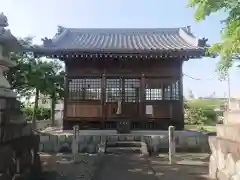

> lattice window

[
  {"left": 68, "top": 79, "right": 101, "bottom": 100},
  {"left": 163, "top": 85, "right": 171, "bottom": 100},
  {"left": 171, "top": 80, "right": 180, "bottom": 100},
  {"left": 124, "top": 79, "right": 140, "bottom": 102},
  {"left": 144, "top": 78, "right": 180, "bottom": 100},
  {"left": 145, "top": 78, "right": 163, "bottom": 100},
  {"left": 106, "top": 79, "right": 122, "bottom": 102}
]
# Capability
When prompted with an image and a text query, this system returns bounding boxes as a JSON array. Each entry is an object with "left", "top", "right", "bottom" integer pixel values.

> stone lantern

[{"left": 0, "top": 12, "right": 27, "bottom": 142}]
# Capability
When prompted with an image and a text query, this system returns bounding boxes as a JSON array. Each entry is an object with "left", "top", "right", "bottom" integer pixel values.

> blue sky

[{"left": 1, "top": 0, "right": 239, "bottom": 98}]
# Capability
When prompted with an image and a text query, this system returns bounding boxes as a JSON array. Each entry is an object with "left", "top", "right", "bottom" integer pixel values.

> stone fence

[{"left": 38, "top": 130, "right": 210, "bottom": 154}]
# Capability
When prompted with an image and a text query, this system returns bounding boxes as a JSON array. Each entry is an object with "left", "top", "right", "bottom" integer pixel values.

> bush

[
  {"left": 184, "top": 107, "right": 208, "bottom": 125},
  {"left": 185, "top": 100, "right": 219, "bottom": 123},
  {"left": 201, "top": 108, "right": 217, "bottom": 122},
  {"left": 23, "top": 106, "right": 51, "bottom": 121}
]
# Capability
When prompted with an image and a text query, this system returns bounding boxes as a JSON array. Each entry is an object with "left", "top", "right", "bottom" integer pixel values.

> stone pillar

[
  {"left": 209, "top": 100, "right": 240, "bottom": 179},
  {"left": 72, "top": 125, "right": 79, "bottom": 162},
  {"left": 168, "top": 126, "right": 175, "bottom": 164}
]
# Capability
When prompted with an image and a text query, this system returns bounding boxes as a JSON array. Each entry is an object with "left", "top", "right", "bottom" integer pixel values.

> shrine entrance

[{"left": 105, "top": 78, "right": 140, "bottom": 120}]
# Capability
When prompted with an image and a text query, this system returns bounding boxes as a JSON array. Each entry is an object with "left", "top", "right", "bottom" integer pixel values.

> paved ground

[{"left": 40, "top": 153, "right": 210, "bottom": 180}]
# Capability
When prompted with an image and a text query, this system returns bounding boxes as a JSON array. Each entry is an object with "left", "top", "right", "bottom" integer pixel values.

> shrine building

[{"left": 32, "top": 27, "right": 208, "bottom": 131}]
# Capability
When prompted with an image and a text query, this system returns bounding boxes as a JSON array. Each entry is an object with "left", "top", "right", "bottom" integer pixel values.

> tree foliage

[
  {"left": 187, "top": 0, "right": 240, "bottom": 76},
  {"left": 7, "top": 37, "right": 64, "bottom": 128},
  {"left": 185, "top": 106, "right": 208, "bottom": 125},
  {"left": 23, "top": 106, "right": 51, "bottom": 121}
]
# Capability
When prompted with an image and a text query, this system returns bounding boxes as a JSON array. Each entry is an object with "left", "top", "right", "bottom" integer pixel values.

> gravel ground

[
  {"left": 148, "top": 153, "right": 210, "bottom": 180},
  {"left": 40, "top": 153, "right": 210, "bottom": 180},
  {"left": 40, "top": 153, "right": 102, "bottom": 180}
]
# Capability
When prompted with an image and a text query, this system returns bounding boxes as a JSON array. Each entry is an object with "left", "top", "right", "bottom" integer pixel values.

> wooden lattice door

[{"left": 122, "top": 78, "right": 140, "bottom": 119}]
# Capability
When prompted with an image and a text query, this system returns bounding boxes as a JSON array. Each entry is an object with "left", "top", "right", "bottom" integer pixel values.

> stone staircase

[{"left": 105, "top": 140, "right": 149, "bottom": 155}]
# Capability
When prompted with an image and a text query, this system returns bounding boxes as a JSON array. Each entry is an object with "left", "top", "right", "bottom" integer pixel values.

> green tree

[
  {"left": 6, "top": 37, "right": 64, "bottom": 128},
  {"left": 187, "top": 0, "right": 240, "bottom": 76},
  {"left": 6, "top": 37, "right": 34, "bottom": 98},
  {"left": 44, "top": 61, "right": 64, "bottom": 126},
  {"left": 26, "top": 58, "right": 62, "bottom": 128}
]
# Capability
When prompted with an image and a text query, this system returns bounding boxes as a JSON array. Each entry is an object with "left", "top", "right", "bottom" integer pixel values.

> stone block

[
  {"left": 151, "top": 137, "right": 159, "bottom": 146},
  {"left": 108, "top": 135, "right": 118, "bottom": 142},
  {"left": 209, "top": 136, "right": 240, "bottom": 161},
  {"left": 235, "top": 160, "right": 240, "bottom": 172},
  {"left": 209, "top": 136, "right": 217, "bottom": 153},
  {"left": 85, "top": 135, "right": 93, "bottom": 143},
  {"left": 118, "top": 135, "right": 126, "bottom": 141},
  {"left": 231, "top": 173, "right": 240, "bottom": 180},
  {"left": 66, "top": 135, "right": 73, "bottom": 143},
  {"left": 100, "top": 135, "right": 107, "bottom": 144},
  {"left": 225, "top": 153, "right": 236, "bottom": 176},
  {"left": 43, "top": 142, "right": 53, "bottom": 152},
  {"left": 49, "top": 135, "right": 58, "bottom": 144},
  {"left": 78, "top": 143, "right": 87, "bottom": 153},
  {"left": 187, "top": 136, "right": 198, "bottom": 146},
  {"left": 40, "top": 136, "right": 49, "bottom": 142},
  {"left": 209, "top": 154, "right": 217, "bottom": 179},
  {"left": 217, "top": 149, "right": 227, "bottom": 170},
  {"left": 224, "top": 110, "right": 240, "bottom": 125},
  {"left": 58, "top": 142, "right": 71, "bottom": 153},
  {"left": 126, "top": 135, "right": 134, "bottom": 141},
  {"left": 217, "top": 124, "right": 240, "bottom": 142},
  {"left": 134, "top": 135, "right": 141, "bottom": 141},
  {"left": 58, "top": 135, "right": 66, "bottom": 143},
  {"left": 79, "top": 135, "right": 86, "bottom": 143},
  {"left": 39, "top": 143, "right": 43, "bottom": 152},
  {"left": 143, "top": 136, "right": 151, "bottom": 143},
  {"left": 49, "top": 135, "right": 59, "bottom": 152},
  {"left": 217, "top": 170, "right": 231, "bottom": 180},
  {"left": 92, "top": 135, "right": 101, "bottom": 143},
  {"left": 87, "top": 143, "right": 97, "bottom": 153}
]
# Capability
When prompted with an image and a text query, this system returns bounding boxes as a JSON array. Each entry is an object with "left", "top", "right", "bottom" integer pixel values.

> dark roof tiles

[{"left": 42, "top": 27, "right": 207, "bottom": 52}]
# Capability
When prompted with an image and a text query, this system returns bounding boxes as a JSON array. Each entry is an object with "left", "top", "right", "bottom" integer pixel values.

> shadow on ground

[{"left": 148, "top": 153, "right": 210, "bottom": 180}]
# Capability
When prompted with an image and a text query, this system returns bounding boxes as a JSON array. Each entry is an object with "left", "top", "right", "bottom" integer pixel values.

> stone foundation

[
  {"left": 209, "top": 124, "right": 240, "bottom": 179},
  {"left": 38, "top": 130, "right": 209, "bottom": 153}
]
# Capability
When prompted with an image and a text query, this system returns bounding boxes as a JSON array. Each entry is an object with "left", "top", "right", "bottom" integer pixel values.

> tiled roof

[{"left": 41, "top": 27, "right": 208, "bottom": 53}]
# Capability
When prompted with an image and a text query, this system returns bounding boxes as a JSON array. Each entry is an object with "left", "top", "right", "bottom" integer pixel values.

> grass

[
  {"left": 188, "top": 99, "right": 225, "bottom": 109},
  {"left": 185, "top": 124, "right": 216, "bottom": 132}
]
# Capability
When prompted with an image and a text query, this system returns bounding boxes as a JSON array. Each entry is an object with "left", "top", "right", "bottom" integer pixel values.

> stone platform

[{"left": 38, "top": 129, "right": 209, "bottom": 154}]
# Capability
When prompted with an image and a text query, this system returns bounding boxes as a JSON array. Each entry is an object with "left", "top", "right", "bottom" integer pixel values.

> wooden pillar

[
  {"left": 63, "top": 75, "right": 69, "bottom": 130},
  {"left": 179, "top": 60, "right": 184, "bottom": 130},
  {"left": 140, "top": 74, "right": 145, "bottom": 124},
  {"left": 101, "top": 73, "right": 106, "bottom": 128},
  {"left": 121, "top": 76, "right": 125, "bottom": 111}
]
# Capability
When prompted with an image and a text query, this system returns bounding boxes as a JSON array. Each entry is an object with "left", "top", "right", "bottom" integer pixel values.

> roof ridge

[{"left": 65, "top": 27, "right": 191, "bottom": 33}]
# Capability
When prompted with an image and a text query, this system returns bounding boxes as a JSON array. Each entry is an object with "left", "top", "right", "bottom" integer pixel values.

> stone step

[
  {"left": 105, "top": 140, "right": 149, "bottom": 155},
  {"left": 216, "top": 124, "right": 240, "bottom": 142},
  {"left": 106, "top": 141, "right": 144, "bottom": 148},
  {"left": 106, "top": 147, "right": 142, "bottom": 154}
]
